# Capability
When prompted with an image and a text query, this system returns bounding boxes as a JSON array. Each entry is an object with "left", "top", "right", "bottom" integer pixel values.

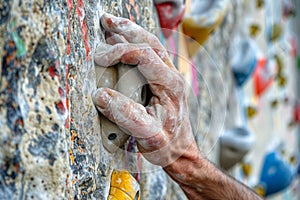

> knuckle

[
  {"left": 142, "top": 46, "right": 153, "bottom": 54},
  {"left": 113, "top": 43, "right": 125, "bottom": 51},
  {"left": 148, "top": 33, "right": 160, "bottom": 45}
]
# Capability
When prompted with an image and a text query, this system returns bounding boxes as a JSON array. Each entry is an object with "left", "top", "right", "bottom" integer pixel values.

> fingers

[
  {"left": 94, "top": 43, "right": 185, "bottom": 98},
  {"left": 100, "top": 13, "right": 154, "bottom": 45},
  {"left": 101, "top": 13, "right": 175, "bottom": 69},
  {"left": 94, "top": 43, "right": 148, "bottom": 66},
  {"left": 105, "top": 31, "right": 128, "bottom": 45},
  {"left": 94, "top": 42, "right": 120, "bottom": 66},
  {"left": 92, "top": 88, "right": 162, "bottom": 139}
]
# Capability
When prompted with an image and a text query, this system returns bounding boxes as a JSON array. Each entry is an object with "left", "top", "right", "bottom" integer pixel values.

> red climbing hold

[{"left": 155, "top": 0, "right": 185, "bottom": 38}]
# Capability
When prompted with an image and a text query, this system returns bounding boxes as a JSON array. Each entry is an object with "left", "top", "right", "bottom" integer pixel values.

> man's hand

[
  {"left": 92, "top": 13, "right": 199, "bottom": 167},
  {"left": 92, "top": 13, "right": 263, "bottom": 200}
]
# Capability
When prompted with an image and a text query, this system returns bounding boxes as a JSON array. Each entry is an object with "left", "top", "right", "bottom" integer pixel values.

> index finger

[
  {"left": 92, "top": 87, "right": 162, "bottom": 139},
  {"left": 94, "top": 43, "right": 185, "bottom": 99},
  {"left": 100, "top": 13, "right": 175, "bottom": 69}
]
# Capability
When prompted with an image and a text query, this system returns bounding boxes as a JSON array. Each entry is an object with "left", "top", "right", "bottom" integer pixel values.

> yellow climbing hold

[
  {"left": 277, "top": 75, "right": 287, "bottom": 88},
  {"left": 254, "top": 184, "right": 266, "bottom": 197},
  {"left": 249, "top": 24, "right": 261, "bottom": 37},
  {"left": 256, "top": 0, "right": 264, "bottom": 8},
  {"left": 289, "top": 155, "right": 297, "bottom": 165},
  {"left": 274, "top": 54, "right": 283, "bottom": 74},
  {"left": 269, "top": 24, "right": 282, "bottom": 42},
  {"left": 241, "top": 162, "right": 253, "bottom": 178},
  {"left": 270, "top": 99, "right": 279, "bottom": 108},
  {"left": 182, "top": 15, "right": 224, "bottom": 58},
  {"left": 108, "top": 170, "right": 140, "bottom": 200},
  {"left": 246, "top": 106, "right": 257, "bottom": 119}
]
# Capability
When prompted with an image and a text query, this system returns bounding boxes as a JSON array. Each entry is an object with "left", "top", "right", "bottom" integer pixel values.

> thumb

[{"left": 92, "top": 88, "right": 162, "bottom": 139}]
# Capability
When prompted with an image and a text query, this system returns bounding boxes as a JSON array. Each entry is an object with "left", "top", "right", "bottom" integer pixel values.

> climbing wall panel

[{"left": 0, "top": 0, "right": 164, "bottom": 199}]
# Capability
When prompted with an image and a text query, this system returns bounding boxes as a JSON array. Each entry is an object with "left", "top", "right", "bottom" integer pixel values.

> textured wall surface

[
  {"left": 1, "top": 0, "right": 284, "bottom": 199},
  {"left": 0, "top": 0, "right": 71, "bottom": 199},
  {"left": 0, "top": 0, "right": 161, "bottom": 199}
]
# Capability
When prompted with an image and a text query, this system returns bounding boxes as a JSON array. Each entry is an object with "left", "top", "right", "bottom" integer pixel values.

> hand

[
  {"left": 92, "top": 13, "right": 199, "bottom": 167},
  {"left": 93, "top": 14, "right": 263, "bottom": 200}
]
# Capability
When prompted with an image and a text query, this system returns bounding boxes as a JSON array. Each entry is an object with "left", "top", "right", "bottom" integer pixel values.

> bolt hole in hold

[{"left": 108, "top": 133, "right": 117, "bottom": 140}]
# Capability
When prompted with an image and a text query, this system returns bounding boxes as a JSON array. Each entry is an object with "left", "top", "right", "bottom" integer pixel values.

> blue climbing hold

[
  {"left": 259, "top": 151, "right": 294, "bottom": 196},
  {"left": 230, "top": 39, "right": 258, "bottom": 87}
]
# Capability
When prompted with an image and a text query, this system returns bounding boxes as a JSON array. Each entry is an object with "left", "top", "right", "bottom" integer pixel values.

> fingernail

[
  {"left": 102, "top": 12, "right": 114, "bottom": 19},
  {"left": 92, "top": 88, "right": 112, "bottom": 110},
  {"left": 101, "top": 13, "right": 117, "bottom": 29}
]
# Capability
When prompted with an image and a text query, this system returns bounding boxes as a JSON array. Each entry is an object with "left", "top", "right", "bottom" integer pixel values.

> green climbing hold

[
  {"left": 10, "top": 21, "right": 26, "bottom": 58},
  {"left": 12, "top": 31, "right": 26, "bottom": 58}
]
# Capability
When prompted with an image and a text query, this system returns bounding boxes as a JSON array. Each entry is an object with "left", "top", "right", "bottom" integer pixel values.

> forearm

[{"left": 163, "top": 146, "right": 263, "bottom": 200}]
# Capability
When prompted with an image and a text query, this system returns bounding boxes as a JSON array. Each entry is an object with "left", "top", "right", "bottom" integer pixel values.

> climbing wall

[
  {"left": 0, "top": 1, "right": 71, "bottom": 199},
  {"left": 0, "top": 0, "right": 165, "bottom": 199},
  {"left": 0, "top": 0, "right": 245, "bottom": 199},
  {"left": 191, "top": 0, "right": 237, "bottom": 162},
  {"left": 1, "top": 0, "right": 298, "bottom": 199}
]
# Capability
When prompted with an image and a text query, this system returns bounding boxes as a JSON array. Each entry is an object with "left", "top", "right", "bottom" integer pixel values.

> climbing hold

[
  {"left": 265, "top": 0, "right": 283, "bottom": 42},
  {"left": 289, "top": 36, "right": 298, "bottom": 58},
  {"left": 230, "top": 38, "right": 259, "bottom": 87},
  {"left": 249, "top": 24, "right": 261, "bottom": 38},
  {"left": 181, "top": 0, "right": 229, "bottom": 57},
  {"left": 116, "top": 65, "right": 149, "bottom": 106},
  {"left": 259, "top": 151, "right": 294, "bottom": 196},
  {"left": 256, "top": 0, "right": 264, "bottom": 8},
  {"left": 154, "top": 0, "right": 185, "bottom": 38},
  {"left": 246, "top": 105, "right": 257, "bottom": 119},
  {"left": 273, "top": 54, "right": 287, "bottom": 88},
  {"left": 219, "top": 126, "right": 255, "bottom": 170},
  {"left": 95, "top": 65, "right": 130, "bottom": 153},
  {"left": 293, "top": 103, "right": 300, "bottom": 124},
  {"left": 254, "top": 184, "right": 266, "bottom": 197},
  {"left": 267, "top": 23, "right": 282, "bottom": 42},
  {"left": 95, "top": 42, "right": 151, "bottom": 153},
  {"left": 283, "top": 0, "right": 296, "bottom": 18},
  {"left": 276, "top": 74, "right": 287, "bottom": 88},
  {"left": 108, "top": 170, "right": 140, "bottom": 200},
  {"left": 253, "top": 58, "right": 276, "bottom": 97},
  {"left": 270, "top": 99, "right": 279, "bottom": 109},
  {"left": 241, "top": 162, "right": 253, "bottom": 178},
  {"left": 289, "top": 155, "right": 297, "bottom": 165},
  {"left": 12, "top": 30, "right": 26, "bottom": 58},
  {"left": 274, "top": 54, "right": 283, "bottom": 74}
]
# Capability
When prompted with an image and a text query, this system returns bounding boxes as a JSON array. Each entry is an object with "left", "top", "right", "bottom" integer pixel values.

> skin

[{"left": 92, "top": 13, "right": 263, "bottom": 200}]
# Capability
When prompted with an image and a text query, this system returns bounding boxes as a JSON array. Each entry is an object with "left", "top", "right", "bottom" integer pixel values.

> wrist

[{"left": 162, "top": 142, "right": 205, "bottom": 186}]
